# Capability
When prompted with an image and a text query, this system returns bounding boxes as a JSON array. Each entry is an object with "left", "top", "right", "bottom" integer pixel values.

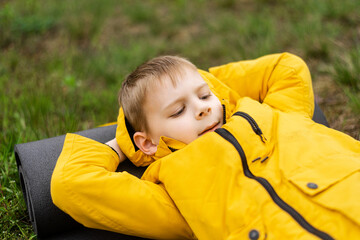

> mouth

[{"left": 199, "top": 122, "right": 220, "bottom": 136}]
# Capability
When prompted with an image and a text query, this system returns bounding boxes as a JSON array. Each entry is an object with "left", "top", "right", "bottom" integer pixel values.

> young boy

[
  {"left": 108, "top": 56, "right": 224, "bottom": 164},
  {"left": 51, "top": 53, "right": 360, "bottom": 240}
]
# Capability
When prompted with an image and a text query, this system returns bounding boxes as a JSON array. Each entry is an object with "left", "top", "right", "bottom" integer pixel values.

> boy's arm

[
  {"left": 209, "top": 52, "right": 314, "bottom": 118},
  {"left": 51, "top": 133, "right": 195, "bottom": 240}
]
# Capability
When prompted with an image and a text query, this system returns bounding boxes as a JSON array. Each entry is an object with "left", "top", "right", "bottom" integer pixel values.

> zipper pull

[
  {"left": 254, "top": 125, "right": 267, "bottom": 143},
  {"left": 259, "top": 133, "right": 267, "bottom": 143},
  {"left": 252, "top": 156, "right": 268, "bottom": 163},
  {"left": 234, "top": 112, "right": 267, "bottom": 143}
]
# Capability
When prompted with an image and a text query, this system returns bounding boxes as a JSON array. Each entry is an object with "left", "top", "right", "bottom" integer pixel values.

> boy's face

[{"left": 144, "top": 68, "right": 224, "bottom": 145}]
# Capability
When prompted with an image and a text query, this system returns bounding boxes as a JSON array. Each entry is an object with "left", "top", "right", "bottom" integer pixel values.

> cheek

[
  {"left": 157, "top": 118, "right": 181, "bottom": 136},
  {"left": 147, "top": 115, "right": 166, "bottom": 138},
  {"left": 213, "top": 99, "right": 222, "bottom": 113},
  {"left": 167, "top": 116, "right": 195, "bottom": 136}
]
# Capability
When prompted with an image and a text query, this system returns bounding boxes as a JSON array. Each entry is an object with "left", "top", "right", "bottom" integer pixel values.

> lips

[{"left": 199, "top": 122, "right": 220, "bottom": 136}]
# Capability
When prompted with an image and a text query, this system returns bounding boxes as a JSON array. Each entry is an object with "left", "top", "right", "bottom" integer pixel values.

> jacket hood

[{"left": 116, "top": 69, "right": 240, "bottom": 167}]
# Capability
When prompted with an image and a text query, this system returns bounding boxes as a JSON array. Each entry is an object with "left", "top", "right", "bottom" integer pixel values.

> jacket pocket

[{"left": 289, "top": 165, "right": 360, "bottom": 226}]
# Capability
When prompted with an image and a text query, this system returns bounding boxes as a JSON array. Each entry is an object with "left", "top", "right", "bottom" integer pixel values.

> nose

[{"left": 196, "top": 105, "right": 211, "bottom": 120}]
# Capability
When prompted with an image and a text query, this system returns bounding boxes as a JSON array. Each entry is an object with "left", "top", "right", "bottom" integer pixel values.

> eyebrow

[{"left": 162, "top": 83, "right": 209, "bottom": 112}]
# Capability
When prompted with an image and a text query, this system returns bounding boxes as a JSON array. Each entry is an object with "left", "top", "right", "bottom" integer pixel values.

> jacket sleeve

[
  {"left": 209, "top": 52, "right": 314, "bottom": 118},
  {"left": 51, "top": 133, "right": 196, "bottom": 240}
]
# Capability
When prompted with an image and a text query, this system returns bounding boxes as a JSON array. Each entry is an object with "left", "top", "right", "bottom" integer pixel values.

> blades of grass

[
  {"left": 334, "top": 45, "right": 360, "bottom": 90},
  {"left": 344, "top": 88, "right": 360, "bottom": 114}
]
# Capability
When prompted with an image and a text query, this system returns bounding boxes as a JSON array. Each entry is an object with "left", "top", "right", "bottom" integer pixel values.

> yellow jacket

[{"left": 51, "top": 53, "right": 360, "bottom": 239}]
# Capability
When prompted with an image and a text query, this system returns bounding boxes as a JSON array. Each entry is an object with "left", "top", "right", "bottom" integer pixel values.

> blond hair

[{"left": 119, "top": 55, "right": 197, "bottom": 133}]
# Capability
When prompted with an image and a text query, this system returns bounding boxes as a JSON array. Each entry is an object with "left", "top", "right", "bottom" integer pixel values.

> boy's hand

[{"left": 106, "top": 138, "right": 126, "bottom": 163}]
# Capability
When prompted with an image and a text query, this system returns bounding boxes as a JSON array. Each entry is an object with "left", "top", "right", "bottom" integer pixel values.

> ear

[{"left": 133, "top": 132, "right": 158, "bottom": 156}]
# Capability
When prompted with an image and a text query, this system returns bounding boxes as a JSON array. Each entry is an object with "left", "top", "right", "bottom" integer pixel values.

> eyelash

[
  {"left": 170, "top": 106, "right": 185, "bottom": 118},
  {"left": 200, "top": 93, "right": 211, "bottom": 100}
]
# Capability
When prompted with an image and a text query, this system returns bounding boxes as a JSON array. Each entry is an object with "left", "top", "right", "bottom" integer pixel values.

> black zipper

[
  {"left": 233, "top": 112, "right": 266, "bottom": 143},
  {"left": 215, "top": 115, "right": 334, "bottom": 240},
  {"left": 222, "top": 104, "right": 227, "bottom": 124}
]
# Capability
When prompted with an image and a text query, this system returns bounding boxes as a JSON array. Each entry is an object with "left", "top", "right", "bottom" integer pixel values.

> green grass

[
  {"left": 334, "top": 44, "right": 360, "bottom": 113},
  {"left": 1, "top": 0, "right": 360, "bottom": 238}
]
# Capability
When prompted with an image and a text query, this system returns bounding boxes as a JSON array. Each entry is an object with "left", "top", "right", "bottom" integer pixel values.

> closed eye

[
  {"left": 170, "top": 106, "right": 185, "bottom": 118},
  {"left": 200, "top": 94, "right": 211, "bottom": 100}
]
